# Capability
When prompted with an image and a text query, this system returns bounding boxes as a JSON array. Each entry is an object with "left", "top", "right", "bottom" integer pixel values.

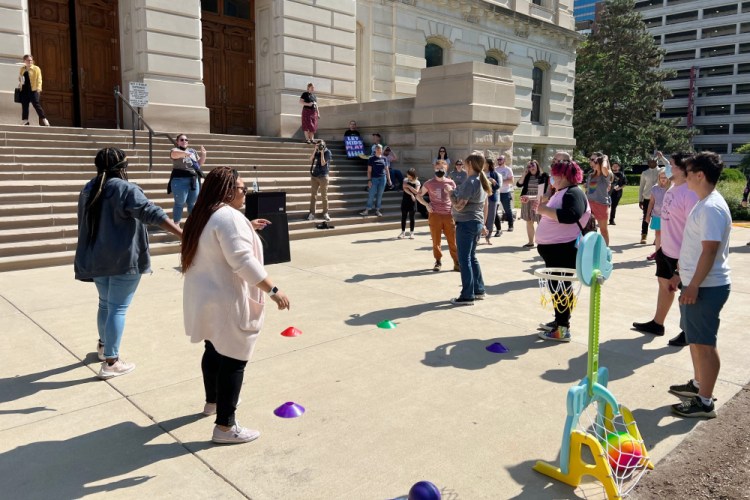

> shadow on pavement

[
  {"left": 0, "top": 413, "right": 213, "bottom": 497},
  {"left": 630, "top": 405, "right": 698, "bottom": 450},
  {"left": 421, "top": 333, "right": 558, "bottom": 371},
  {"left": 0, "top": 362, "right": 96, "bottom": 405},
  {"left": 345, "top": 300, "right": 453, "bottom": 326},
  {"left": 540, "top": 335, "right": 674, "bottom": 385},
  {"left": 346, "top": 269, "right": 435, "bottom": 283}
]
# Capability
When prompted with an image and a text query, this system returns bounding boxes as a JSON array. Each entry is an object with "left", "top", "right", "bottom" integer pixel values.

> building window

[
  {"left": 665, "top": 30, "right": 697, "bottom": 43},
  {"left": 668, "top": 68, "right": 692, "bottom": 80},
  {"left": 201, "top": 0, "right": 219, "bottom": 12},
  {"left": 696, "top": 124, "right": 730, "bottom": 135},
  {"left": 701, "top": 44, "right": 736, "bottom": 58},
  {"left": 484, "top": 50, "right": 506, "bottom": 66},
  {"left": 532, "top": 0, "right": 544, "bottom": 5},
  {"left": 697, "top": 85, "right": 732, "bottom": 96},
  {"left": 702, "top": 4, "right": 738, "bottom": 19},
  {"left": 643, "top": 17, "right": 662, "bottom": 28},
  {"left": 735, "top": 103, "right": 750, "bottom": 113},
  {"left": 531, "top": 66, "right": 544, "bottom": 124},
  {"left": 733, "top": 123, "right": 750, "bottom": 134},
  {"left": 736, "top": 83, "right": 750, "bottom": 94},
  {"left": 696, "top": 143, "right": 729, "bottom": 153},
  {"left": 663, "top": 49, "right": 696, "bottom": 62},
  {"left": 701, "top": 65, "right": 734, "bottom": 77},
  {"left": 660, "top": 107, "right": 688, "bottom": 118},
  {"left": 485, "top": 56, "right": 499, "bottom": 65},
  {"left": 666, "top": 11, "right": 698, "bottom": 24},
  {"left": 696, "top": 105, "right": 731, "bottom": 116},
  {"left": 702, "top": 24, "right": 737, "bottom": 38},
  {"left": 425, "top": 43, "right": 443, "bottom": 68},
  {"left": 634, "top": 0, "right": 661, "bottom": 10},
  {"left": 669, "top": 88, "right": 690, "bottom": 98}
]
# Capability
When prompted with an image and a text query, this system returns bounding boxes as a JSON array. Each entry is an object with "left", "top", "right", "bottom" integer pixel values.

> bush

[
  {"left": 719, "top": 168, "right": 747, "bottom": 183},
  {"left": 625, "top": 174, "right": 640, "bottom": 186},
  {"left": 717, "top": 181, "right": 750, "bottom": 221}
]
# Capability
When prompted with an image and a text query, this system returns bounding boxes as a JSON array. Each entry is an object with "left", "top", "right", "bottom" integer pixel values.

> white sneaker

[
  {"left": 212, "top": 423, "right": 260, "bottom": 444},
  {"left": 42, "top": 118, "right": 50, "bottom": 126},
  {"left": 408, "top": 232, "right": 414, "bottom": 240},
  {"left": 306, "top": 213, "right": 315, "bottom": 221},
  {"left": 397, "top": 231, "right": 405, "bottom": 239},
  {"left": 322, "top": 213, "right": 331, "bottom": 221},
  {"left": 97, "top": 359, "right": 135, "bottom": 379}
]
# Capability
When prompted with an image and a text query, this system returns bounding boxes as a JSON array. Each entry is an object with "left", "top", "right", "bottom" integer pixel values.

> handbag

[{"left": 14, "top": 88, "right": 21, "bottom": 103}]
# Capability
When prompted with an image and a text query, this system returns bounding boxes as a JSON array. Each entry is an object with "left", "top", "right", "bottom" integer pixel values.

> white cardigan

[{"left": 183, "top": 205, "right": 268, "bottom": 361}]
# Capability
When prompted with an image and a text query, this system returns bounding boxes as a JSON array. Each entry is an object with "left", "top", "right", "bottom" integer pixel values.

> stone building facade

[{"left": 0, "top": 0, "right": 578, "bottom": 167}]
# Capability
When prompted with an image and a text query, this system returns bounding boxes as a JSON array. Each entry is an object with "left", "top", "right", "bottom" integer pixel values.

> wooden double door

[
  {"left": 202, "top": 4, "right": 256, "bottom": 135},
  {"left": 29, "top": 0, "right": 120, "bottom": 128}
]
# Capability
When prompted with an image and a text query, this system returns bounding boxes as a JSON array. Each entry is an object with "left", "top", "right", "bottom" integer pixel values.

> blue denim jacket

[{"left": 74, "top": 177, "right": 168, "bottom": 280}]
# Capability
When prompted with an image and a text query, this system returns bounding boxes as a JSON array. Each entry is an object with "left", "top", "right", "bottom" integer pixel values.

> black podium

[{"left": 245, "top": 192, "right": 291, "bottom": 265}]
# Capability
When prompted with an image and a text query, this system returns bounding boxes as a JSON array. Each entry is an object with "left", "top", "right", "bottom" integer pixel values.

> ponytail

[{"left": 465, "top": 152, "right": 492, "bottom": 194}]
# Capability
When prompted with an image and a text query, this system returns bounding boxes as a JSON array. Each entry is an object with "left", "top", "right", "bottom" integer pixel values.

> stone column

[
  {"left": 0, "top": 0, "right": 30, "bottom": 125},
  {"left": 257, "top": 0, "right": 357, "bottom": 137},
  {"left": 118, "top": 0, "right": 209, "bottom": 132}
]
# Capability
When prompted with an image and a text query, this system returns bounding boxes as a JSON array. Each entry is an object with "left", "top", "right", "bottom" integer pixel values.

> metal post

[
  {"left": 115, "top": 86, "right": 120, "bottom": 129},
  {"left": 131, "top": 109, "right": 136, "bottom": 148},
  {"left": 148, "top": 132, "right": 153, "bottom": 172}
]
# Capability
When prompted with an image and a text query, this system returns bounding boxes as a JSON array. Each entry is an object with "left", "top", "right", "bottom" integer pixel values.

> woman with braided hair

[
  {"left": 75, "top": 147, "right": 182, "bottom": 380},
  {"left": 181, "top": 166, "right": 290, "bottom": 444}
]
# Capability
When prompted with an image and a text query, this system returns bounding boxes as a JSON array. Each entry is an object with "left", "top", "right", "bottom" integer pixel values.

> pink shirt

[
  {"left": 660, "top": 183, "right": 699, "bottom": 259},
  {"left": 423, "top": 178, "right": 456, "bottom": 215},
  {"left": 535, "top": 187, "right": 591, "bottom": 245}
]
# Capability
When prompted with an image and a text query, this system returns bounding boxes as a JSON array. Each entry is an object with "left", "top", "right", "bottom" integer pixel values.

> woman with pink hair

[{"left": 534, "top": 160, "right": 592, "bottom": 342}]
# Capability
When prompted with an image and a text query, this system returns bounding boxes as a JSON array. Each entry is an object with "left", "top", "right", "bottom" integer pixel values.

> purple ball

[{"left": 408, "top": 481, "right": 441, "bottom": 500}]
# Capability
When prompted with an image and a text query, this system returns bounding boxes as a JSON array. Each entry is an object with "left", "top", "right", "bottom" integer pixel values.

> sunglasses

[
  {"left": 178, "top": 138, "right": 189, "bottom": 142},
  {"left": 238, "top": 186, "right": 248, "bottom": 194},
  {"left": 589, "top": 157, "right": 597, "bottom": 161}
]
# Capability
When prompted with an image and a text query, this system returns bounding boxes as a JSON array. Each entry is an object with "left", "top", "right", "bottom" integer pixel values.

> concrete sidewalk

[{"left": 1, "top": 203, "right": 748, "bottom": 499}]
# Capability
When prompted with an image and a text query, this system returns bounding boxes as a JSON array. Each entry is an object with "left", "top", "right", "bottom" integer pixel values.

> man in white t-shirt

[
  {"left": 667, "top": 152, "right": 731, "bottom": 419},
  {"left": 496, "top": 155, "right": 515, "bottom": 232}
]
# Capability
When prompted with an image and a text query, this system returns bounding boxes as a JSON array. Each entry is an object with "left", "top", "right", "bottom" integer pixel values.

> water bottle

[{"left": 252, "top": 179, "right": 259, "bottom": 193}]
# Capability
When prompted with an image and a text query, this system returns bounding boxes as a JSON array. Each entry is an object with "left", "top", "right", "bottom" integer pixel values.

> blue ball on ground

[{"left": 408, "top": 481, "right": 441, "bottom": 500}]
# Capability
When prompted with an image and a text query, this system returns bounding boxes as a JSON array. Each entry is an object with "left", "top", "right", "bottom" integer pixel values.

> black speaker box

[
  {"left": 253, "top": 212, "right": 291, "bottom": 265},
  {"left": 245, "top": 191, "right": 286, "bottom": 220}
]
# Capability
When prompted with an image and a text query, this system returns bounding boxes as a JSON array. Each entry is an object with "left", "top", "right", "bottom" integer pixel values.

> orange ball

[{"left": 605, "top": 432, "right": 643, "bottom": 471}]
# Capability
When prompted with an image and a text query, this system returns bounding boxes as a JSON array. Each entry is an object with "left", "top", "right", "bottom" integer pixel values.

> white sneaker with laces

[
  {"left": 97, "top": 359, "right": 135, "bottom": 379},
  {"left": 212, "top": 423, "right": 260, "bottom": 444},
  {"left": 408, "top": 232, "right": 414, "bottom": 240},
  {"left": 397, "top": 231, "right": 405, "bottom": 239},
  {"left": 322, "top": 213, "right": 331, "bottom": 221}
]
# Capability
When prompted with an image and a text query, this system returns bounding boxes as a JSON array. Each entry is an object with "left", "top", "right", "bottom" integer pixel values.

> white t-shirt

[
  {"left": 678, "top": 190, "right": 731, "bottom": 288},
  {"left": 498, "top": 165, "right": 515, "bottom": 194}
]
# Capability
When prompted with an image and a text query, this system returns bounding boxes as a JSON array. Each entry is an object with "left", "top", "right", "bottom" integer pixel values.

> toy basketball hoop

[
  {"left": 533, "top": 267, "right": 582, "bottom": 313},
  {"left": 533, "top": 233, "right": 652, "bottom": 499}
]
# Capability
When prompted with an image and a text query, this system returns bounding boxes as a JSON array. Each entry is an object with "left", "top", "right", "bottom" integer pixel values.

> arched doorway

[
  {"left": 29, "top": 0, "right": 121, "bottom": 128},
  {"left": 201, "top": 1, "right": 256, "bottom": 135}
]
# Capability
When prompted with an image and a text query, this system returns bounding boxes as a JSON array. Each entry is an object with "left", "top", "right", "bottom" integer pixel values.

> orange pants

[{"left": 428, "top": 212, "right": 458, "bottom": 264}]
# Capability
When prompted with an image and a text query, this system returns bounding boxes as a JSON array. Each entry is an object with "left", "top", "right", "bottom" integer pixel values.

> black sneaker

[
  {"left": 538, "top": 320, "right": 557, "bottom": 332},
  {"left": 450, "top": 297, "right": 474, "bottom": 306},
  {"left": 668, "top": 331, "right": 688, "bottom": 347},
  {"left": 668, "top": 379, "right": 699, "bottom": 398},
  {"left": 632, "top": 320, "right": 665, "bottom": 336},
  {"left": 507, "top": 226, "right": 514, "bottom": 232},
  {"left": 432, "top": 261, "right": 442, "bottom": 272},
  {"left": 494, "top": 230, "right": 501, "bottom": 237},
  {"left": 671, "top": 396, "right": 716, "bottom": 419}
]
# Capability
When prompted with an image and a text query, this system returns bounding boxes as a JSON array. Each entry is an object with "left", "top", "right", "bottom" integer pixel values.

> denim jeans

[
  {"left": 499, "top": 192, "right": 514, "bottom": 228},
  {"left": 93, "top": 274, "right": 142, "bottom": 359},
  {"left": 202, "top": 341, "right": 248, "bottom": 426},
  {"left": 366, "top": 175, "right": 387, "bottom": 210},
  {"left": 455, "top": 220, "right": 485, "bottom": 300},
  {"left": 171, "top": 176, "right": 199, "bottom": 223}
]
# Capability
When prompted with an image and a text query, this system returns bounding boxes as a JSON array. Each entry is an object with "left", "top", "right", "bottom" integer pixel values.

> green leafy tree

[
  {"left": 573, "top": 0, "right": 693, "bottom": 162},
  {"left": 736, "top": 143, "right": 750, "bottom": 175}
]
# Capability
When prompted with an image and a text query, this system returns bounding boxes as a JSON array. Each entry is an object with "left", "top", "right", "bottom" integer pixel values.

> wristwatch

[{"left": 269, "top": 286, "right": 279, "bottom": 296}]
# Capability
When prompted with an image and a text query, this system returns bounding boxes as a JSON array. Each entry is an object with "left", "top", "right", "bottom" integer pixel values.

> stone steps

[{"left": 0, "top": 125, "right": 423, "bottom": 271}]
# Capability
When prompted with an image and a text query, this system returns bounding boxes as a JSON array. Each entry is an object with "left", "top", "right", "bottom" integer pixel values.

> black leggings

[
  {"left": 401, "top": 198, "right": 416, "bottom": 232},
  {"left": 536, "top": 240, "right": 578, "bottom": 328},
  {"left": 201, "top": 341, "right": 247, "bottom": 426},
  {"left": 641, "top": 199, "right": 650, "bottom": 237},
  {"left": 609, "top": 189, "right": 623, "bottom": 223}
]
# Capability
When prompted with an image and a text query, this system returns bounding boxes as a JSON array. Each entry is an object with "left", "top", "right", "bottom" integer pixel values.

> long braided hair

[
  {"left": 84, "top": 148, "right": 129, "bottom": 246},
  {"left": 181, "top": 166, "right": 240, "bottom": 272}
]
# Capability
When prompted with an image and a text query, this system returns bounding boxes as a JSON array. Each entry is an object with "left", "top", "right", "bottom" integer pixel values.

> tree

[
  {"left": 573, "top": 0, "right": 693, "bottom": 162},
  {"left": 737, "top": 143, "right": 750, "bottom": 175}
]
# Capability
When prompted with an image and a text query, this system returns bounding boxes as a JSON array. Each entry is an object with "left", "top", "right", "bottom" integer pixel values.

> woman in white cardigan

[{"left": 181, "top": 167, "right": 290, "bottom": 444}]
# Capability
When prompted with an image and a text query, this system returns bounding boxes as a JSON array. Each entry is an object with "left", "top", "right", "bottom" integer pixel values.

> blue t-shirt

[{"left": 368, "top": 155, "right": 389, "bottom": 178}]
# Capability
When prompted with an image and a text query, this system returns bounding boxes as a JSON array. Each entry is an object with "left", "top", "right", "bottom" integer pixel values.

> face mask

[{"left": 435, "top": 170, "right": 446, "bottom": 178}]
